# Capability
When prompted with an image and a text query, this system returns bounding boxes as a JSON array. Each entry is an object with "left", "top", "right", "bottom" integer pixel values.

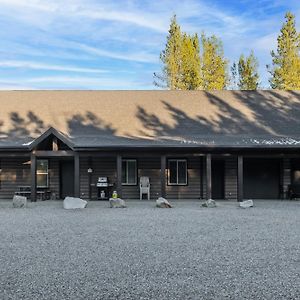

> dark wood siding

[
  {"left": 80, "top": 157, "right": 117, "bottom": 200},
  {"left": 122, "top": 157, "right": 161, "bottom": 199},
  {"left": 166, "top": 157, "right": 201, "bottom": 200},
  {"left": 0, "top": 157, "right": 30, "bottom": 199}
]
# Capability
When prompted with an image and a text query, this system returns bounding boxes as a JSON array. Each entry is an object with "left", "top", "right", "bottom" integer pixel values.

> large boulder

[
  {"left": 109, "top": 198, "right": 126, "bottom": 208},
  {"left": 63, "top": 197, "right": 87, "bottom": 209},
  {"left": 156, "top": 197, "right": 172, "bottom": 208},
  {"left": 201, "top": 199, "right": 217, "bottom": 208},
  {"left": 12, "top": 195, "right": 27, "bottom": 208},
  {"left": 239, "top": 200, "right": 254, "bottom": 208}
]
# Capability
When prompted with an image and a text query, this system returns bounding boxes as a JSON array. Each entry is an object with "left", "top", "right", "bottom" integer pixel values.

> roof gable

[{"left": 29, "top": 127, "right": 74, "bottom": 150}]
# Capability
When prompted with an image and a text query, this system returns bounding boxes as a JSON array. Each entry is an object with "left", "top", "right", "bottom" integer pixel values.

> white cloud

[
  {"left": 0, "top": 60, "right": 107, "bottom": 73},
  {"left": 76, "top": 44, "right": 157, "bottom": 63}
]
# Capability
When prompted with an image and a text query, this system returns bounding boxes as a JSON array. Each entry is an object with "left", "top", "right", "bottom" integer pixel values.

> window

[
  {"left": 168, "top": 159, "right": 187, "bottom": 185},
  {"left": 37, "top": 159, "right": 49, "bottom": 188},
  {"left": 122, "top": 159, "right": 137, "bottom": 185}
]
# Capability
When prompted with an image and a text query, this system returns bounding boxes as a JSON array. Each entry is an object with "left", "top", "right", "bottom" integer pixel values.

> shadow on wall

[{"left": 135, "top": 91, "right": 300, "bottom": 139}]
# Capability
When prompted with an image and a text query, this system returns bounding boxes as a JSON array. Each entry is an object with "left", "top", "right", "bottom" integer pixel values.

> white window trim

[
  {"left": 168, "top": 159, "right": 188, "bottom": 186},
  {"left": 36, "top": 159, "right": 49, "bottom": 188},
  {"left": 122, "top": 159, "right": 137, "bottom": 186}
]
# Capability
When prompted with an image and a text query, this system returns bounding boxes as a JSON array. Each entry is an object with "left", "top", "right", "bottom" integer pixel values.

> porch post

[
  {"left": 160, "top": 155, "right": 166, "bottom": 198},
  {"left": 206, "top": 154, "right": 212, "bottom": 200},
  {"left": 116, "top": 155, "right": 122, "bottom": 198},
  {"left": 237, "top": 155, "right": 243, "bottom": 202},
  {"left": 74, "top": 153, "right": 80, "bottom": 197},
  {"left": 30, "top": 153, "right": 37, "bottom": 202}
]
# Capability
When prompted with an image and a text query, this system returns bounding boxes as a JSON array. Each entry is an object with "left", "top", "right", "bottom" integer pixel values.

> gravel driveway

[{"left": 0, "top": 200, "right": 299, "bottom": 300}]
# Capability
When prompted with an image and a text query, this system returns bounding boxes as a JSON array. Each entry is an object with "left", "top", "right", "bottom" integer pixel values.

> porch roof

[{"left": 0, "top": 90, "right": 300, "bottom": 150}]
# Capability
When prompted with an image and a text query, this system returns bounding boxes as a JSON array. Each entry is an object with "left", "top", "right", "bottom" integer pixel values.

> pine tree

[
  {"left": 180, "top": 33, "right": 201, "bottom": 90},
  {"left": 154, "top": 15, "right": 182, "bottom": 89},
  {"left": 200, "top": 34, "right": 228, "bottom": 90},
  {"left": 268, "top": 12, "right": 300, "bottom": 89},
  {"left": 232, "top": 51, "right": 259, "bottom": 90}
]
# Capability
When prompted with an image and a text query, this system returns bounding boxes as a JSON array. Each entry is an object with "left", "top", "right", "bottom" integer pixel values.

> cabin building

[{"left": 0, "top": 90, "right": 299, "bottom": 201}]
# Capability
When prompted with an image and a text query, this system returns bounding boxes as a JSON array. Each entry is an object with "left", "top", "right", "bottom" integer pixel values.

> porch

[{"left": 0, "top": 149, "right": 299, "bottom": 201}]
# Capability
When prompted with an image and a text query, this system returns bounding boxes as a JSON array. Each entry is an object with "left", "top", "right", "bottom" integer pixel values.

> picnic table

[{"left": 15, "top": 186, "right": 52, "bottom": 201}]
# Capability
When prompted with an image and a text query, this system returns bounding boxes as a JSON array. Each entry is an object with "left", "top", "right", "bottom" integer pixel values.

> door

[
  {"left": 211, "top": 160, "right": 225, "bottom": 199},
  {"left": 244, "top": 158, "right": 280, "bottom": 199},
  {"left": 60, "top": 160, "right": 74, "bottom": 199}
]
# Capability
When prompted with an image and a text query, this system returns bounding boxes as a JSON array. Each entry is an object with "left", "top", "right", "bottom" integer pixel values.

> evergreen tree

[
  {"left": 268, "top": 12, "right": 300, "bottom": 89},
  {"left": 200, "top": 34, "right": 228, "bottom": 90},
  {"left": 180, "top": 33, "right": 201, "bottom": 90},
  {"left": 232, "top": 51, "right": 259, "bottom": 90},
  {"left": 154, "top": 15, "right": 182, "bottom": 89}
]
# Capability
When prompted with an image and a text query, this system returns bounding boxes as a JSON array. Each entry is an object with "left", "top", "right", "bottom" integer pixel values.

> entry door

[
  {"left": 60, "top": 161, "right": 74, "bottom": 199},
  {"left": 211, "top": 160, "right": 225, "bottom": 199},
  {"left": 244, "top": 158, "right": 280, "bottom": 199}
]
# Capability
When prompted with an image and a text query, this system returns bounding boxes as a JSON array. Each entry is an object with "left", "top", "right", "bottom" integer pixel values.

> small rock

[
  {"left": 63, "top": 197, "right": 87, "bottom": 209},
  {"left": 202, "top": 199, "right": 217, "bottom": 208},
  {"left": 109, "top": 198, "right": 126, "bottom": 208},
  {"left": 156, "top": 197, "right": 172, "bottom": 208},
  {"left": 239, "top": 200, "right": 253, "bottom": 208},
  {"left": 12, "top": 195, "right": 27, "bottom": 208}
]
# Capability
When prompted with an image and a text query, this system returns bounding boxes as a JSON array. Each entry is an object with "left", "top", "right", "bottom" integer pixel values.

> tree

[
  {"left": 268, "top": 12, "right": 300, "bottom": 89},
  {"left": 180, "top": 33, "right": 201, "bottom": 90},
  {"left": 232, "top": 51, "right": 259, "bottom": 90},
  {"left": 154, "top": 15, "right": 182, "bottom": 89},
  {"left": 200, "top": 34, "right": 228, "bottom": 90}
]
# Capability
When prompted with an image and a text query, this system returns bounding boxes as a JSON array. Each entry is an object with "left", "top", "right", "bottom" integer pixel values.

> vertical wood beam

[
  {"left": 30, "top": 153, "right": 37, "bottom": 202},
  {"left": 52, "top": 137, "right": 58, "bottom": 151},
  {"left": 237, "top": 155, "right": 243, "bottom": 202},
  {"left": 88, "top": 157, "right": 92, "bottom": 200},
  {"left": 117, "top": 155, "right": 122, "bottom": 198},
  {"left": 206, "top": 154, "right": 212, "bottom": 200},
  {"left": 74, "top": 153, "right": 80, "bottom": 197},
  {"left": 200, "top": 157, "right": 203, "bottom": 199},
  {"left": 160, "top": 155, "right": 166, "bottom": 198}
]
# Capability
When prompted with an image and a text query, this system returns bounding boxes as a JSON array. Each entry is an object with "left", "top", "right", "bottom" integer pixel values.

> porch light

[{"left": 87, "top": 168, "right": 93, "bottom": 173}]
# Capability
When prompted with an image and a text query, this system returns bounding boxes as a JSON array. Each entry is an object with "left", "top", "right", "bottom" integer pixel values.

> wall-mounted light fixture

[{"left": 87, "top": 168, "right": 93, "bottom": 173}]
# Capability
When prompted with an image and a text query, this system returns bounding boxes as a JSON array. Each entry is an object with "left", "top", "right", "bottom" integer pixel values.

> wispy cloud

[{"left": 0, "top": 60, "right": 107, "bottom": 73}]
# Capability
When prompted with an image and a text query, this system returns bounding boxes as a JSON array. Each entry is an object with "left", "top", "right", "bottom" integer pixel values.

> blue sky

[{"left": 0, "top": 0, "right": 300, "bottom": 90}]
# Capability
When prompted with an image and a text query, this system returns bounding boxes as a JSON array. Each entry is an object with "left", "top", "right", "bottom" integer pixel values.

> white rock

[
  {"left": 63, "top": 197, "right": 87, "bottom": 209},
  {"left": 12, "top": 195, "right": 27, "bottom": 208},
  {"left": 239, "top": 200, "right": 253, "bottom": 208},
  {"left": 109, "top": 198, "right": 126, "bottom": 208},
  {"left": 202, "top": 199, "right": 217, "bottom": 208},
  {"left": 156, "top": 197, "right": 172, "bottom": 208}
]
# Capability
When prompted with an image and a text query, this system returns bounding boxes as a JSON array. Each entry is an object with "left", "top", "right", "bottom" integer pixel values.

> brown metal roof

[{"left": 0, "top": 90, "right": 300, "bottom": 149}]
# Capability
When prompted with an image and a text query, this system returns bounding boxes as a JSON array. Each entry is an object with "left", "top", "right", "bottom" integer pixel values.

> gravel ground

[{"left": 0, "top": 200, "right": 299, "bottom": 300}]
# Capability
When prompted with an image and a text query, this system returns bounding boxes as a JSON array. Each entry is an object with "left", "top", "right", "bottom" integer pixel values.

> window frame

[
  {"left": 36, "top": 159, "right": 49, "bottom": 188},
  {"left": 122, "top": 159, "right": 137, "bottom": 186},
  {"left": 167, "top": 159, "right": 188, "bottom": 186}
]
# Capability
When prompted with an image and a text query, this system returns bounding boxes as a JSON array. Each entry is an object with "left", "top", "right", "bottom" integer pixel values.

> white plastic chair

[{"left": 140, "top": 176, "right": 150, "bottom": 200}]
